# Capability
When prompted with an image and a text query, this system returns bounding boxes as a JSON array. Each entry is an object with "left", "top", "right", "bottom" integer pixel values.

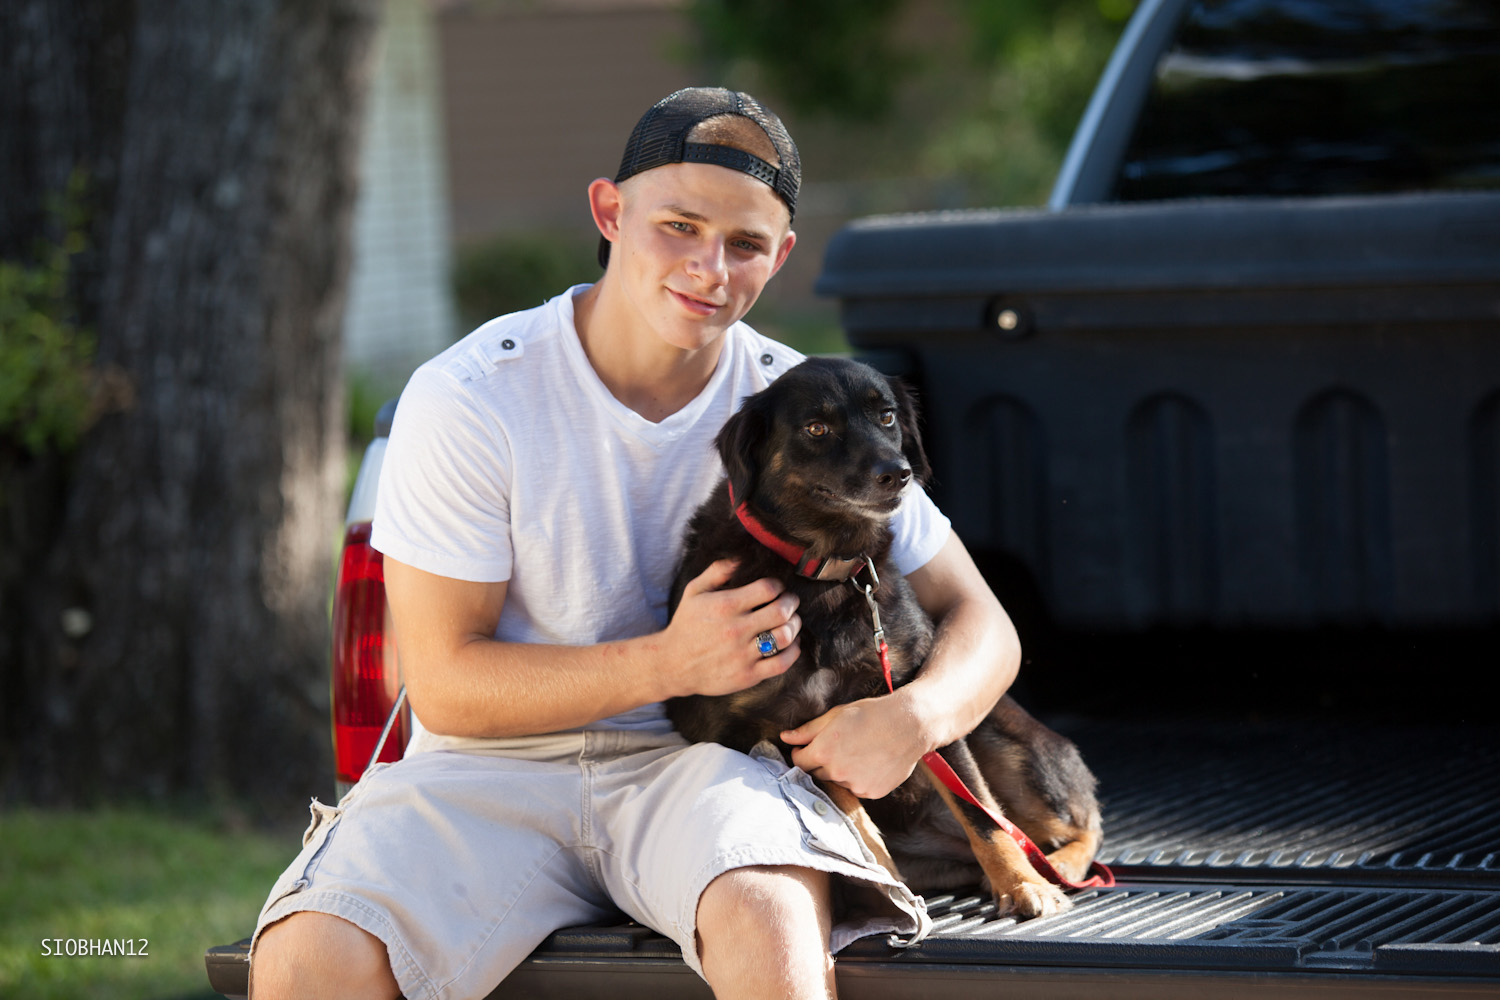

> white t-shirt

[{"left": 372, "top": 285, "right": 952, "bottom": 749}]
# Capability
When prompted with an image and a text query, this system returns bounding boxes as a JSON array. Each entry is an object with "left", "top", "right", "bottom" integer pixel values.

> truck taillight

[{"left": 331, "top": 521, "right": 405, "bottom": 785}]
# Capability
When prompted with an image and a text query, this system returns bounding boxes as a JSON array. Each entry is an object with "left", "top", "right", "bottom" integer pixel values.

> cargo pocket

[
  {"left": 259, "top": 796, "right": 344, "bottom": 917},
  {"left": 745, "top": 742, "right": 929, "bottom": 950},
  {"left": 779, "top": 768, "right": 874, "bottom": 866},
  {"left": 302, "top": 798, "right": 341, "bottom": 846},
  {"left": 746, "top": 740, "right": 878, "bottom": 867}
]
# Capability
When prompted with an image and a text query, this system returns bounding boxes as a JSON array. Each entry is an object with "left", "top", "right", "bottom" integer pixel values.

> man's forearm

[
  {"left": 387, "top": 555, "right": 803, "bottom": 740},
  {"left": 898, "top": 593, "right": 1020, "bottom": 755},
  {"left": 777, "top": 549, "right": 1019, "bottom": 799},
  {"left": 901, "top": 532, "right": 1021, "bottom": 755},
  {"left": 404, "top": 633, "right": 675, "bottom": 739}
]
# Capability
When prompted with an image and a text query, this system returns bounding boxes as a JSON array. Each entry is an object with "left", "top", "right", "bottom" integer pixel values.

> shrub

[
  {"left": 0, "top": 174, "right": 102, "bottom": 457},
  {"left": 451, "top": 232, "right": 599, "bottom": 332},
  {"left": 0, "top": 244, "right": 96, "bottom": 457}
]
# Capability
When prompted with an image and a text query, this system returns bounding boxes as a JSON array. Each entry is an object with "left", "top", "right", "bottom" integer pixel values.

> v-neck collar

[{"left": 555, "top": 285, "right": 737, "bottom": 446}]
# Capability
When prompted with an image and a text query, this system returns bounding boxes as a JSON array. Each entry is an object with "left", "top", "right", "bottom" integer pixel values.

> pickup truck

[{"left": 207, "top": 0, "right": 1500, "bottom": 995}]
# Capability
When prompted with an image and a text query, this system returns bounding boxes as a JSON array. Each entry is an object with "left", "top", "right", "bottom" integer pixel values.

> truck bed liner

[
  {"left": 206, "top": 718, "right": 1500, "bottom": 998},
  {"left": 1074, "top": 717, "right": 1500, "bottom": 887}
]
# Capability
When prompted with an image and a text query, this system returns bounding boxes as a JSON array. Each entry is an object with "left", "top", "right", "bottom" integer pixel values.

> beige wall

[
  {"left": 433, "top": 0, "right": 851, "bottom": 327},
  {"left": 438, "top": 3, "right": 695, "bottom": 241}
]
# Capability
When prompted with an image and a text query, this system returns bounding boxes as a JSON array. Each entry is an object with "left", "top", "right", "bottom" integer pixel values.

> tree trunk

[{"left": 0, "top": 0, "right": 380, "bottom": 811}]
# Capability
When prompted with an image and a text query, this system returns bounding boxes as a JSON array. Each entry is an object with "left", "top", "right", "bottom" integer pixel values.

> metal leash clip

[{"left": 850, "top": 559, "right": 884, "bottom": 645}]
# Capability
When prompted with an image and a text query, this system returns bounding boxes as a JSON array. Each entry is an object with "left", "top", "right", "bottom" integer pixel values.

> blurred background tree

[
  {"left": 686, "top": 0, "right": 1136, "bottom": 208},
  {"left": 0, "top": 0, "right": 379, "bottom": 810}
]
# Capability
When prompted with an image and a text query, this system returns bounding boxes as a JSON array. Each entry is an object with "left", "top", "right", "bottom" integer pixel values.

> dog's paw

[
  {"left": 993, "top": 879, "right": 1072, "bottom": 920},
  {"left": 1043, "top": 855, "right": 1088, "bottom": 885},
  {"left": 1044, "top": 841, "right": 1101, "bottom": 885}
]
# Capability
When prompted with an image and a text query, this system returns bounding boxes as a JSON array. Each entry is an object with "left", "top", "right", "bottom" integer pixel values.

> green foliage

[
  {"left": 0, "top": 174, "right": 98, "bottom": 456},
  {"left": 451, "top": 232, "right": 600, "bottom": 334},
  {"left": 683, "top": 0, "right": 1137, "bottom": 208},
  {"left": 0, "top": 806, "right": 294, "bottom": 1000},
  {"left": 689, "top": 0, "right": 916, "bottom": 121},
  {"left": 950, "top": 0, "right": 1134, "bottom": 146},
  {"left": 924, "top": 0, "right": 1135, "bottom": 205},
  {"left": 346, "top": 367, "right": 392, "bottom": 447},
  {"left": 744, "top": 300, "right": 850, "bottom": 357}
]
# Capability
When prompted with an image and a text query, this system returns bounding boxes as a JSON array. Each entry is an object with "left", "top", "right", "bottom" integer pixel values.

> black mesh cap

[{"left": 598, "top": 87, "right": 801, "bottom": 268}]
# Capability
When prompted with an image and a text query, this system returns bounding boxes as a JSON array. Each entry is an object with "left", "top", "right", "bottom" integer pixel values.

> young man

[{"left": 250, "top": 87, "right": 1021, "bottom": 1000}]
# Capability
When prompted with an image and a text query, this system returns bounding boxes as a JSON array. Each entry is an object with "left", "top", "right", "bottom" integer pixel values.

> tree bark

[{"left": 1, "top": 0, "right": 380, "bottom": 811}]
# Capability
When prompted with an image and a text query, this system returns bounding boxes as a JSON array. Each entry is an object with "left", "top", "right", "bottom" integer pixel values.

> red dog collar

[{"left": 727, "top": 482, "right": 869, "bottom": 582}]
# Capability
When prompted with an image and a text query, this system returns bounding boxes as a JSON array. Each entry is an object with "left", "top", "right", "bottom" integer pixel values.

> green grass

[{"left": 0, "top": 806, "right": 298, "bottom": 999}]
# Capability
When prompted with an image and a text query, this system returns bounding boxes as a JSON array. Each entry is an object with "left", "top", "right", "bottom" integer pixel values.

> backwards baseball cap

[{"left": 598, "top": 87, "right": 801, "bottom": 268}]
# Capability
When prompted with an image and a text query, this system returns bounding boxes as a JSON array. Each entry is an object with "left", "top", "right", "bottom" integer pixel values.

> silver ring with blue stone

[{"left": 756, "top": 631, "right": 778, "bottom": 657}]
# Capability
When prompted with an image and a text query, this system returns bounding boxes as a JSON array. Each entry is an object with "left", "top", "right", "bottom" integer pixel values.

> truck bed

[{"left": 206, "top": 714, "right": 1500, "bottom": 998}]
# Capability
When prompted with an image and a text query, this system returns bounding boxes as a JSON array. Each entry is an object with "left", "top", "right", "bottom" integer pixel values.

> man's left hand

[{"left": 780, "top": 695, "right": 925, "bottom": 799}]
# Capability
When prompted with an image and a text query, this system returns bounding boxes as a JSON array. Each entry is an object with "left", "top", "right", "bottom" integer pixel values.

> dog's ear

[
  {"left": 716, "top": 391, "right": 774, "bottom": 504},
  {"left": 888, "top": 376, "right": 932, "bottom": 484}
]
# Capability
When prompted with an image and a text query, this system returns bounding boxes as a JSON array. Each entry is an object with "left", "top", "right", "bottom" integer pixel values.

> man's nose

[{"left": 688, "top": 239, "right": 728, "bottom": 284}]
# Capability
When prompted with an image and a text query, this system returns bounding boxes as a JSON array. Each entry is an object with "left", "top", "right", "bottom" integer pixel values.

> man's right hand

[
  {"left": 385, "top": 555, "right": 802, "bottom": 738},
  {"left": 662, "top": 559, "right": 802, "bottom": 699}
]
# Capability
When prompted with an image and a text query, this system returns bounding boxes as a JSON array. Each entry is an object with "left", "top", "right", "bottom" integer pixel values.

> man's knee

[
  {"left": 251, "top": 911, "right": 399, "bottom": 1000},
  {"left": 696, "top": 866, "right": 833, "bottom": 954},
  {"left": 696, "top": 866, "right": 836, "bottom": 999}
]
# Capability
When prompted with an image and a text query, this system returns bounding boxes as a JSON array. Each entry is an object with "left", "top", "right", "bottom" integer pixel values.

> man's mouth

[{"left": 669, "top": 288, "right": 724, "bottom": 315}]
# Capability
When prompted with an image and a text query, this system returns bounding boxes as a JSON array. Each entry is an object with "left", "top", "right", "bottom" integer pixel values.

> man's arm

[
  {"left": 780, "top": 531, "right": 1020, "bottom": 798},
  {"left": 384, "top": 555, "right": 806, "bottom": 738}
]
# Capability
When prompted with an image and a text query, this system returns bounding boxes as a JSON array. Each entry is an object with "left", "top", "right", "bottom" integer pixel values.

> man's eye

[
  {"left": 668, "top": 220, "right": 692, "bottom": 232},
  {"left": 879, "top": 409, "right": 896, "bottom": 427},
  {"left": 806, "top": 422, "right": 829, "bottom": 438}
]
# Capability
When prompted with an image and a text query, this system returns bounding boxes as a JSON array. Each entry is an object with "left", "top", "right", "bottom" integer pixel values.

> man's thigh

[
  {"left": 588, "top": 739, "right": 927, "bottom": 978},
  {"left": 252, "top": 748, "right": 617, "bottom": 1000}
]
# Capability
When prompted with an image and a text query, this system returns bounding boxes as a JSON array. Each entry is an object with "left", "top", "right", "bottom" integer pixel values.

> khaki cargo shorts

[{"left": 251, "top": 729, "right": 928, "bottom": 1000}]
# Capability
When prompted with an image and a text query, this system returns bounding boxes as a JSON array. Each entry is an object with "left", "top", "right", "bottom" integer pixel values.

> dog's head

[{"left": 716, "top": 357, "right": 931, "bottom": 545}]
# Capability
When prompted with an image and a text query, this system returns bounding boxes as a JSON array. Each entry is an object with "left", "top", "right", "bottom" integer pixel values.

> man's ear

[
  {"left": 769, "top": 229, "right": 797, "bottom": 280},
  {"left": 588, "top": 177, "right": 623, "bottom": 248}
]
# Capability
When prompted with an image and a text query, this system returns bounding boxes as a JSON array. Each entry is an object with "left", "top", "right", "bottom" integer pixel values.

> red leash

[
  {"left": 726, "top": 483, "right": 1112, "bottom": 890},
  {"left": 854, "top": 572, "right": 1114, "bottom": 891}
]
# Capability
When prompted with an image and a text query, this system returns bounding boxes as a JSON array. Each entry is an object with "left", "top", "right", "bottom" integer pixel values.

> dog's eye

[
  {"left": 879, "top": 409, "right": 896, "bottom": 427},
  {"left": 806, "top": 422, "right": 829, "bottom": 438}
]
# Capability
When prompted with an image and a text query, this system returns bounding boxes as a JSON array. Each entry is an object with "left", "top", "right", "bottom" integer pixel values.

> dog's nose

[{"left": 872, "top": 458, "right": 912, "bottom": 492}]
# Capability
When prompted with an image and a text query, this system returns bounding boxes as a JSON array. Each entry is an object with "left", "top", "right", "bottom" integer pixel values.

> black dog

[{"left": 667, "top": 357, "right": 1101, "bottom": 918}]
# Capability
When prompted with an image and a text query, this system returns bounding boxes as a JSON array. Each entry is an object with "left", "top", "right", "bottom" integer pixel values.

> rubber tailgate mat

[
  {"left": 840, "top": 884, "right": 1500, "bottom": 975},
  {"left": 1065, "top": 719, "right": 1500, "bottom": 885},
  {"left": 207, "top": 719, "right": 1500, "bottom": 997},
  {"left": 207, "top": 884, "right": 1500, "bottom": 999},
  {"left": 497, "top": 883, "right": 1500, "bottom": 976},
  {"left": 371, "top": 884, "right": 1495, "bottom": 976}
]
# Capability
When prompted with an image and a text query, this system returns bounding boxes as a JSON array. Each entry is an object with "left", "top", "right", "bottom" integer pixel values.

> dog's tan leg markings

[
  {"left": 972, "top": 700, "right": 1104, "bottom": 886},
  {"left": 819, "top": 782, "right": 905, "bottom": 882},
  {"left": 920, "top": 763, "right": 1071, "bottom": 919},
  {"left": 992, "top": 793, "right": 1102, "bottom": 885},
  {"left": 993, "top": 783, "right": 1102, "bottom": 884},
  {"left": 1043, "top": 836, "right": 1103, "bottom": 885}
]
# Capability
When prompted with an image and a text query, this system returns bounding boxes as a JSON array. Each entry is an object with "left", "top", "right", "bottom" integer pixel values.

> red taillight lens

[{"left": 331, "top": 521, "right": 405, "bottom": 784}]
